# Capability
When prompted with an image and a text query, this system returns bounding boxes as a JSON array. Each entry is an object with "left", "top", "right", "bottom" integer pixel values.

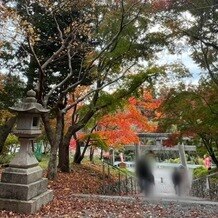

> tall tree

[
  {"left": 1, "top": 0, "right": 174, "bottom": 179},
  {"left": 159, "top": 82, "right": 218, "bottom": 167}
]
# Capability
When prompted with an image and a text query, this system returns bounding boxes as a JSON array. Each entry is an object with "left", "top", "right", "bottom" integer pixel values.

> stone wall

[
  {"left": 190, "top": 173, "right": 218, "bottom": 201},
  {"left": 99, "top": 176, "right": 138, "bottom": 195}
]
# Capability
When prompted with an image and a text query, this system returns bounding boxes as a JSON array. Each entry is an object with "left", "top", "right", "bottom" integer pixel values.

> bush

[
  {"left": 166, "top": 158, "right": 180, "bottom": 164},
  {"left": 3, "top": 134, "right": 19, "bottom": 155},
  {"left": 196, "top": 157, "right": 204, "bottom": 165},
  {"left": 38, "top": 154, "right": 49, "bottom": 169},
  {"left": 0, "top": 154, "right": 15, "bottom": 165},
  {"left": 193, "top": 166, "right": 208, "bottom": 178}
]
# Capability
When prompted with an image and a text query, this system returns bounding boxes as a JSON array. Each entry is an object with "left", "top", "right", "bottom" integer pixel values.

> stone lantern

[{"left": 0, "top": 90, "right": 53, "bottom": 214}]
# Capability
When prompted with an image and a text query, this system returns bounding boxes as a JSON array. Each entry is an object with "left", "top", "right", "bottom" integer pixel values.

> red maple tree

[{"left": 95, "top": 90, "right": 162, "bottom": 148}]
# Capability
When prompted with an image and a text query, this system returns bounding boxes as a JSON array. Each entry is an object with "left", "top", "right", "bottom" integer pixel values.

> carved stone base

[
  {"left": 1, "top": 166, "right": 43, "bottom": 184},
  {"left": 0, "top": 178, "right": 48, "bottom": 201},
  {"left": 0, "top": 190, "right": 53, "bottom": 214},
  {"left": 0, "top": 164, "right": 53, "bottom": 214}
]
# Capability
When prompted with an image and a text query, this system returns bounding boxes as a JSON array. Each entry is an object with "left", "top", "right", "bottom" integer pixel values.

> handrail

[
  {"left": 104, "top": 161, "right": 136, "bottom": 178},
  {"left": 101, "top": 161, "right": 138, "bottom": 195}
]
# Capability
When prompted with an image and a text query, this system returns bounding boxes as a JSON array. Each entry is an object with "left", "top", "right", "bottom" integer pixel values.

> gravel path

[
  {"left": 64, "top": 194, "right": 218, "bottom": 218},
  {"left": 1, "top": 194, "right": 217, "bottom": 217}
]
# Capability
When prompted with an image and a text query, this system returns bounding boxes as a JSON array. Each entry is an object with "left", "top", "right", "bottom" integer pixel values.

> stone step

[
  {"left": 1, "top": 166, "right": 43, "bottom": 184},
  {"left": 0, "top": 178, "right": 48, "bottom": 201},
  {"left": 71, "top": 194, "right": 218, "bottom": 206},
  {"left": 0, "top": 189, "right": 53, "bottom": 214}
]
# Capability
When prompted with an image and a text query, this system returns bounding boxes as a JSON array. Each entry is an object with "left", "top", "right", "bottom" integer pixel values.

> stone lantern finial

[
  {"left": 9, "top": 90, "right": 49, "bottom": 114},
  {"left": 27, "top": 89, "right": 36, "bottom": 97}
]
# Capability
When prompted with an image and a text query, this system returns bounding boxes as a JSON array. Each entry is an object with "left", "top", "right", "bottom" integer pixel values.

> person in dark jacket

[
  {"left": 172, "top": 167, "right": 182, "bottom": 196},
  {"left": 136, "top": 156, "right": 155, "bottom": 195}
]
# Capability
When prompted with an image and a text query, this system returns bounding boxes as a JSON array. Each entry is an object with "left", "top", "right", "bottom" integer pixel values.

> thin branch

[
  {"left": 95, "top": 72, "right": 155, "bottom": 111},
  {"left": 53, "top": 15, "right": 64, "bottom": 43},
  {"left": 61, "top": 58, "right": 85, "bottom": 94},
  {"left": 41, "top": 32, "right": 75, "bottom": 70},
  {"left": 184, "top": 29, "right": 218, "bottom": 51},
  {"left": 194, "top": 91, "right": 218, "bottom": 115},
  {"left": 85, "top": 1, "right": 141, "bottom": 71},
  {"left": 27, "top": 38, "right": 43, "bottom": 74},
  {"left": 43, "top": 47, "right": 77, "bottom": 105},
  {"left": 62, "top": 67, "right": 132, "bottom": 113},
  {"left": 201, "top": 42, "right": 218, "bottom": 86},
  {"left": 81, "top": 124, "right": 97, "bottom": 158}
]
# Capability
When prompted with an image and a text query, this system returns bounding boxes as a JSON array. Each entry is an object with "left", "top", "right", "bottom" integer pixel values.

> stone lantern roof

[{"left": 9, "top": 90, "right": 49, "bottom": 114}]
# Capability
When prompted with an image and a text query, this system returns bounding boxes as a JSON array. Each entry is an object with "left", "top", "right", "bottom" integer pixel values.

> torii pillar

[{"left": 178, "top": 143, "right": 187, "bottom": 168}]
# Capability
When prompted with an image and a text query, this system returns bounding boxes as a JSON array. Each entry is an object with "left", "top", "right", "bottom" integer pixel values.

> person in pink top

[{"left": 203, "top": 155, "right": 212, "bottom": 170}]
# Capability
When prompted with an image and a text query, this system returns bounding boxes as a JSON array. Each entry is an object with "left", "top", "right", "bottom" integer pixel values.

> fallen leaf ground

[{"left": 0, "top": 163, "right": 217, "bottom": 218}]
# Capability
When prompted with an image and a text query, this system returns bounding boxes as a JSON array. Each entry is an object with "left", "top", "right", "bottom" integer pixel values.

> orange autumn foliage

[{"left": 96, "top": 91, "right": 162, "bottom": 148}]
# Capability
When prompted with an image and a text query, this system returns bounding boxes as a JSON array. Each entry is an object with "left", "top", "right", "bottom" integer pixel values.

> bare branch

[
  {"left": 60, "top": 59, "right": 87, "bottom": 95},
  {"left": 27, "top": 37, "right": 43, "bottom": 72},
  {"left": 53, "top": 15, "right": 64, "bottom": 43},
  {"left": 201, "top": 42, "right": 218, "bottom": 86},
  {"left": 27, "top": 37, "right": 45, "bottom": 100},
  {"left": 41, "top": 32, "right": 74, "bottom": 70},
  {"left": 62, "top": 66, "right": 133, "bottom": 113},
  {"left": 54, "top": 2, "right": 140, "bottom": 101},
  {"left": 183, "top": 29, "right": 218, "bottom": 51},
  {"left": 44, "top": 47, "right": 79, "bottom": 105}
]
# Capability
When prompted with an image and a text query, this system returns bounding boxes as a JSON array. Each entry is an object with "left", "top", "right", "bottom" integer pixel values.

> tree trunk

[
  {"left": 200, "top": 135, "right": 218, "bottom": 168},
  {"left": 58, "top": 139, "right": 70, "bottom": 172},
  {"left": 89, "top": 146, "right": 95, "bottom": 163},
  {"left": 74, "top": 140, "right": 89, "bottom": 164},
  {"left": 74, "top": 156, "right": 83, "bottom": 164},
  {"left": 47, "top": 145, "right": 58, "bottom": 180},
  {"left": 210, "top": 153, "right": 218, "bottom": 168},
  {"left": 57, "top": 113, "right": 67, "bottom": 171},
  {"left": 0, "top": 117, "right": 16, "bottom": 154},
  {"left": 74, "top": 141, "right": 82, "bottom": 164},
  {"left": 42, "top": 112, "right": 63, "bottom": 180},
  {"left": 201, "top": 135, "right": 218, "bottom": 168}
]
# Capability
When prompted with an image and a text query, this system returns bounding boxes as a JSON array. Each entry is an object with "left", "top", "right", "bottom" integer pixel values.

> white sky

[{"left": 157, "top": 49, "right": 201, "bottom": 85}]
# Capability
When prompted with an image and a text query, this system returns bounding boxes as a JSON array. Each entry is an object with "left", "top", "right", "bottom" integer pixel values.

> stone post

[
  {"left": 178, "top": 142, "right": 191, "bottom": 194},
  {"left": 135, "top": 143, "right": 140, "bottom": 161},
  {"left": 111, "top": 149, "right": 115, "bottom": 166},
  {"left": 178, "top": 142, "right": 187, "bottom": 168}
]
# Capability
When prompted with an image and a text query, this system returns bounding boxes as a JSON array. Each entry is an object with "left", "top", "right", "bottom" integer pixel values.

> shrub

[
  {"left": 0, "top": 154, "right": 15, "bottom": 165},
  {"left": 193, "top": 166, "right": 208, "bottom": 178},
  {"left": 166, "top": 158, "right": 180, "bottom": 164}
]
